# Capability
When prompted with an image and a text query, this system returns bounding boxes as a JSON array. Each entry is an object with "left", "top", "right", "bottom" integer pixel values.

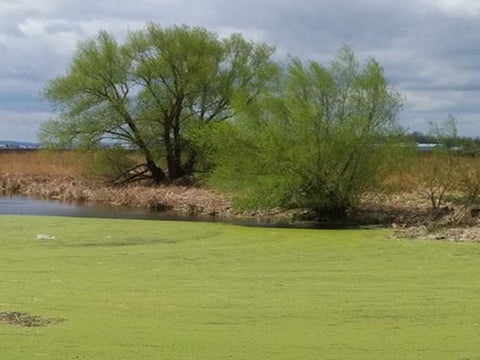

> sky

[{"left": 1, "top": 0, "right": 480, "bottom": 142}]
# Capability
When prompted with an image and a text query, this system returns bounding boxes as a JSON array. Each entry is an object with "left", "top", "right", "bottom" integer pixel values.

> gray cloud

[{"left": 1, "top": 0, "right": 480, "bottom": 141}]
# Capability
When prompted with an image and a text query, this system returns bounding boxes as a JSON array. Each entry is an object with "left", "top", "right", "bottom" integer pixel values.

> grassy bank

[{"left": 1, "top": 215, "right": 480, "bottom": 359}]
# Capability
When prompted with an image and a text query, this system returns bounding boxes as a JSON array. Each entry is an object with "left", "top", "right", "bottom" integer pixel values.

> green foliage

[
  {"left": 41, "top": 24, "right": 277, "bottom": 183},
  {"left": 206, "top": 46, "right": 403, "bottom": 218}
]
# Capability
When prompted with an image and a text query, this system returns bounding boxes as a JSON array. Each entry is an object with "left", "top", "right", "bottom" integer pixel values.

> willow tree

[
  {"left": 206, "top": 47, "right": 404, "bottom": 218},
  {"left": 41, "top": 24, "right": 277, "bottom": 183}
]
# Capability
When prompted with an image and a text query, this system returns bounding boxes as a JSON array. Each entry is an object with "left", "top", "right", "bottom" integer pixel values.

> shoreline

[
  {"left": 0, "top": 173, "right": 301, "bottom": 225},
  {"left": 2, "top": 173, "right": 480, "bottom": 241},
  {"left": 0, "top": 174, "right": 233, "bottom": 217}
]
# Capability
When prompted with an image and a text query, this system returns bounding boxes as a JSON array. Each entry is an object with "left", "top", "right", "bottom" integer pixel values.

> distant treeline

[{"left": 0, "top": 141, "right": 39, "bottom": 150}]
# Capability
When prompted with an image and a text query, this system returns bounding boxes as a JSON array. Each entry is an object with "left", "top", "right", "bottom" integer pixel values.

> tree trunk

[
  {"left": 164, "top": 104, "right": 185, "bottom": 181},
  {"left": 124, "top": 113, "right": 167, "bottom": 183},
  {"left": 166, "top": 154, "right": 183, "bottom": 181},
  {"left": 146, "top": 159, "right": 167, "bottom": 184},
  {"left": 164, "top": 130, "right": 183, "bottom": 181}
]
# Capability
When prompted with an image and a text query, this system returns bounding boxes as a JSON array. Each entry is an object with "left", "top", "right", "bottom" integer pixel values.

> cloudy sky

[{"left": 1, "top": 0, "right": 480, "bottom": 141}]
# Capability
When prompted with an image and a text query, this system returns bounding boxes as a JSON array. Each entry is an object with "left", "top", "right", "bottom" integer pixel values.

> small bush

[
  {"left": 418, "top": 151, "right": 454, "bottom": 209},
  {"left": 456, "top": 156, "right": 480, "bottom": 206}
]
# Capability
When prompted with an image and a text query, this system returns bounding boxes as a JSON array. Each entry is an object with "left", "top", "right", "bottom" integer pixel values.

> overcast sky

[{"left": 1, "top": 0, "right": 480, "bottom": 141}]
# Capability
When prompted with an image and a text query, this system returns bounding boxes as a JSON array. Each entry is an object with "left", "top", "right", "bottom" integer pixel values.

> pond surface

[
  {"left": 0, "top": 195, "right": 307, "bottom": 228},
  {"left": 0, "top": 195, "right": 222, "bottom": 221},
  {"left": 0, "top": 195, "right": 363, "bottom": 229}
]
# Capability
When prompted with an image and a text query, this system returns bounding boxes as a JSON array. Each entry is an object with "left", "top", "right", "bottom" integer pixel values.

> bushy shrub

[{"left": 205, "top": 47, "right": 403, "bottom": 219}]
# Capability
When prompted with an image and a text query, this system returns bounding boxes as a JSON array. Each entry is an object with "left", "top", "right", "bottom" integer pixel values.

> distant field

[
  {"left": 0, "top": 150, "right": 88, "bottom": 178},
  {"left": 1, "top": 216, "right": 480, "bottom": 359}
]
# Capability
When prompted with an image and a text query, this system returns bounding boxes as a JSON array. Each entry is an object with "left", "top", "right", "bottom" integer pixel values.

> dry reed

[
  {"left": 0, "top": 150, "right": 232, "bottom": 216},
  {"left": 0, "top": 150, "right": 90, "bottom": 178}
]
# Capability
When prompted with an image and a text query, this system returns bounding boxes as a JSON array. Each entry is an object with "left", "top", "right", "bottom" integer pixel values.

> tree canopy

[
  {"left": 41, "top": 24, "right": 277, "bottom": 183},
  {"left": 42, "top": 25, "right": 404, "bottom": 218}
]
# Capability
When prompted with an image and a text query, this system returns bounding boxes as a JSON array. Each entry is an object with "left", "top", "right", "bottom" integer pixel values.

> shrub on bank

[{"left": 203, "top": 47, "right": 404, "bottom": 219}]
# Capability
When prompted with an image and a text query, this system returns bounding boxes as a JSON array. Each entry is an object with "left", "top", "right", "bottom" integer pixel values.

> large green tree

[
  {"left": 41, "top": 24, "right": 277, "bottom": 183},
  {"left": 205, "top": 47, "right": 403, "bottom": 218}
]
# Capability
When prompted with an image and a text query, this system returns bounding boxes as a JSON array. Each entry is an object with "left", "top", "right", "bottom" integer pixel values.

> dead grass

[
  {"left": 381, "top": 152, "right": 480, "bottom": 194},
  {"left": 0, "top": 150, "right": 233, "bottom": 216},
  {"left": 0, "top": 150, "right": 90, "bottom": 178}
]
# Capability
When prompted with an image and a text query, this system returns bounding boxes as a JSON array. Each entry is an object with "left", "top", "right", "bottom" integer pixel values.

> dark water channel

[
  {"left": 0, "top": 195, "right": 172, "bottom": 219},
  {"left": 0, "top": 195, "right": 345, "bottom": 229},
  {"left": 0, "top": 195, "right": 228, "bottom": 221}
]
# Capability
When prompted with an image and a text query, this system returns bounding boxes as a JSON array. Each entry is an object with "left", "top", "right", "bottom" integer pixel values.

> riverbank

[
  {"left": 2, "top": 149, "right": 480, "bottom": 239},
  {"left": 0, "top": 172, "right": 432, "bottom": 223},
  {"left": 0, "top": 174, "right": 233, "bottom": 217},
  {"left": 3, "top": 172, "right": 480, "bottom": 240}
]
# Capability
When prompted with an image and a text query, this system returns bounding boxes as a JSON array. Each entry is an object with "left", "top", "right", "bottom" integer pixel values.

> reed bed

[
  {"left": 382, "top": 152, "right": 480, "bottom": 193},
  {"left": 0, "top": 150, "right": 91, "bottom": 177}
]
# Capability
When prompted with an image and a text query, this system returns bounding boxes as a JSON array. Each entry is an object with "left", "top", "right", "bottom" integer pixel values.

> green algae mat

[{"left": 1, "top": 215, "right": 480, "bottom": 359}]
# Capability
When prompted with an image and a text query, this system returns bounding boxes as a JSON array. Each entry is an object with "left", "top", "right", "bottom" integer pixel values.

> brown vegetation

[
  {"left": 0, "top": 311, "right": 64, "bottom": 327},
  {"left": 356, "top": 152, "right": 480, "bottom": 240},
  {"left": 0, "top": 150, "right": 232, "bottom": 216},
  {"left": 3, "top": 150, "right": 480, "bottom": 238},
  {"left": 0, "top": 173, "right": 232, "bottom": 216},
  {"left": 0, "top": 150, "right": 89, "bottom": 178}
]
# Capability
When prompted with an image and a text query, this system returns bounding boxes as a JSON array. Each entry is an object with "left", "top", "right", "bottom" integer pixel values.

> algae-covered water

[{"left": 1, "top": 215, "right": 479, "bottom": 359}]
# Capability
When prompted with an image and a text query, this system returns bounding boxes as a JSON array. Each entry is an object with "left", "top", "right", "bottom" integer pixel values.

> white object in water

[{"left": 36, "top": 234, "right": 56, "bottom": 240}]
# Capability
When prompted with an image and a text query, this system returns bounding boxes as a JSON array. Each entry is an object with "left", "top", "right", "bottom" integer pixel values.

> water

[
  {"left": 0, "top": 195, "right": 362, "bottom": 229},
  {"left": 0, "top": 195, "right": 293, "bottom": 228},
  {"left": 0, "top": 195, "right": 228, "bottom": 221}
]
